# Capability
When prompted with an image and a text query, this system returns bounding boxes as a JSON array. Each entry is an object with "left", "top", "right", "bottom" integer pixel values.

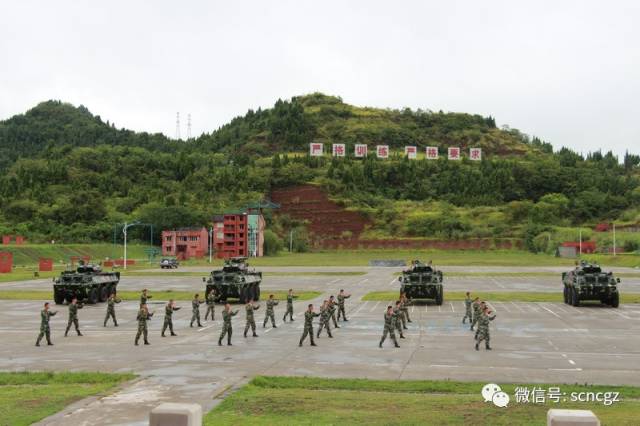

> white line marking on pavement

[
  {"left": 351, "top": 302, "right": 369, "bottom": 317},
  {"left": 410, "top": 306, "right": 415, "bottom": 313},
  {"left": 328, "top": 278, "right": 341, "bottom": 284},
  {"left": 388, "top": 279, "right": 397, "bottom": 286},
  {"left": 430, "top": 364, "right": 461, "bottom": 368},
  {"left": 496, "top": 302, "right": 511, "bottom": 313},
  {"left": 369, "top": 301, "right": 380, "bottom": 312},
  {"left": 608, "top": 309, "right": 633, "bottom": 320},
  {"left": 425, "top": 305, "right": 428, "bottom": 312},
  {"left": 449, "top": 302, "right": 454, "bottom": 312},
  {"left": 510, "top": 302, "right": 525, "bottom": 312},
  {"left": 265, "top": 328, "right": 273, "bottom": 333},
  {"left": 568, "top": 360, "right": 576, "bottom": 365},
  {"left": 357, "top": 278, "right": 369, "bottom": 285},
  {"left": 549, "top": 368, "right": 582, "bottom": 371},
  {"left": 541, "top": 305, "right": 561, "bottom": 319},
  {"left": 438, "top": 305, "right": 441, "bottom": 312},
  {"left": 198, "top": 324, "right": 215, "bottom": 332}
]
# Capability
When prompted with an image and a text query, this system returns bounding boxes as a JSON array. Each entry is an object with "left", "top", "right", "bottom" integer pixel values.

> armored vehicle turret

[
  {"left": 398, "top": 260, "right": 444, "bottom": 305},
  {"left": 203, "top": 257, "right": 262, "bottom": 303},
  {"left": 562, "top": 261, "right": 620, "bottom": 307},
  {"left": 53, "top": 263, "right": 120, "bottom": 305}
]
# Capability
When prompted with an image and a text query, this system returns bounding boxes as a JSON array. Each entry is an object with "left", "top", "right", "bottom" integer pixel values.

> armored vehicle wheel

[
  {"left": 611, "top": 292, "right": 619, "bottom": 308},
  {"left": 435, "top": 289, "right": 443, "bottom": 305},
  {"left": 89, "top": 288, "right": 99, "bottom": 304},
  {"left": 571, "top": 288, "right": 580, "bottom": 307},
  {"left": 65, "top": 294, "right": 74, "bottom": 304},
  {"left": 99, "top": 286, "right": 109, "bottom": 302},
  {"left": 255, "top": 286, "right": 261, "bottom": 301},
  {"left": 238, "top": 288, "right": 247, "bottom": 304},
  {"left": 54, "top": 291, "right": 65, "bottom": 305},
  {"left": 563, "top": 287, "right": 569, "bottom": 304}
]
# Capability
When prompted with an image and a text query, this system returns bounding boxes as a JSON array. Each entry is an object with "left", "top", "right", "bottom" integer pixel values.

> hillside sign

[{"left": 308, "top": 143, "right": 482, "bottom": 160}]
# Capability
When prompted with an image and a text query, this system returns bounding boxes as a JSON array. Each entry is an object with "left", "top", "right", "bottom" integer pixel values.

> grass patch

[
  {"left": 0, "top": 371, "right": 133, "bottom": 426},
  {"left": 362, "top": 291, "right": 640, "bottom": 303},
  {"left": 205, "top": 376, "right": 640, "bottom": 425},
  {"left": 0, "top": 290, "right": 322, "bottom": 302}
]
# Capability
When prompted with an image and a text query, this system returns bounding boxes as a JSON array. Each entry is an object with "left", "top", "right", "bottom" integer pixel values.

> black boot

[
  {"left": 47, "top": 342, "right": 54, "bottom": 346},
  {"left": 218, "top": 340, "right": 223, "bottom": 346},
  {"left": 171, "top": 333, "right": 177, "bottom": 336},
  {"left": 394, "top": 343, "right": 400, "bottom": 348},
  {"left": 144, "top": 341, "right": 150, "bottom": 345},
  {"left": 486, "top": 345, "right": 492, "bottom": 350},
  {"left": 253, "top": 333, "right": 258, "bottom": 337},
  {"left": 379, "top": 341, "right": 383, "bottom": 348},
  {"left": 77, "top": 332, "right": 83, "bottom": 336},
  {"left": 475, "top": 343, "right": 479, "bottom": 351}
]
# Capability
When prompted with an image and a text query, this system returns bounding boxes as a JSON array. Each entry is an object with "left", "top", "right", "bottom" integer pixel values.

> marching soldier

[
  {"left": 244, "top": 299, "right": 260, "bottom": 338},
  {"left": 135, "top": 303, "right": 154, "bottom": 346},
  {"left": 190, "top": 293, "right": 204, "bottom": 328},
  {"left": 263, "top": 294, "right": 279, "bottom": 328},
  {"left": 379, "top": 305, "right": 400, "bottom": 348},
  {"left": 475, "top": 305, "right": 496, "bottom": 351},
  {"left": 161, "top": 299, "right": 181, "bottom": 337},
  {"left": 328, "top": 295, "right": 340, "bottom": 328},
  {"left": 205, "top": 289, "right": 216, "bottom": 321},
  {"left": 299, "top": 304, "right": 320, "bottom": 346},
  {"left": 283, "top": 289, "right": 297, "bottom": 322},
  {"left": 104, "top": 292, "right": 121, "bottom": 327},
  {"left": 316, "top": 300, "right": 333, "bottom": 338},
  {"left": 140, "top": 289, "right": 152, "bottom": 306},
  {"left": 393, "top": 300, "right": 405, "bottom": 339},
  {"left": 400, "top": 292, "right": 412, "bottom": 324},
  {"left": 36, "top": 302, "right": 57, "bottom": 346},
  {"left": 219, "top": 303, "right": 239, "bottom": 346},
  {"left": 337, "top": 289, "right": 351, "bottom": 321},
  {"left": 470, "top": 297, "right": 481, "bottom": 331},
  {"left": 462, "top": 292, "right": 472, "bottom": 324},
  {"left": 64, "top": 297, "right": 83, "bottom": 337}
]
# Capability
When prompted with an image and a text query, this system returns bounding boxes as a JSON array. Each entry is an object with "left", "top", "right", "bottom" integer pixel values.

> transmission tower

[
  {"left": 187, "top": 113, "right": 192, "bottom": 140},
  {"left": 175, "top": 112, "right": 181, "bottom": 140}
]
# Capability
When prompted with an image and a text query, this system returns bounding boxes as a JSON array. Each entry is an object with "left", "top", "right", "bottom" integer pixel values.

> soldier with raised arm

[
  {"left": 161, "top": 299, "right": 181, "bottom": 337},
  {"left": 135, "top": 303, "right": 154, "bottom": 346},
  {"left": 379, "top": 305, "right": 400, "bottom": 348},
  {"left": 244, "top": 299, "right": 260, "bottom": 337},
  {"left": 140, "top": 288, "right": 152, "bottom": 306},
  {"left": 64, "top": 297, "right": 83, "bottom": 337},
  {"left": 205, "top": 289, "right": 216, "bottom": 321},
  {"left": 462, "top": 292, "right": 472, "bottom": 324},
  {"left": 36, "top": 302, "right": 57, "bottom": 346},
  {"left": 316, "top": 300, "right": 333, "bottom": 338},
  {"left": 475, "top": 305, "right": 496, "bottom": 351},
  {"left": 219, "top": 303, "right": 239, "bottom": 346},
  {"left": 190, "top": 293, "right": 204, "bottom": 328},
  {"left": 283, "top": 289, "right": 297, "bottom": 322},
  {"left": 393, "top": 300, "right": 405, "bottom": 339},
  {"left": 328, "top": 295, "right": 340, "bottom": 328},
  {"left": 299, "top": 304, "right": 320, "bottom": 346},
  {"left": 337, "top": 289, "right": 351, "bottom": 321},
  {"left": 104, "top": 292, "right": 121, "bottom": 327},
  {"left": 263, "top": 294, "right": 279, "bottom": 328}
]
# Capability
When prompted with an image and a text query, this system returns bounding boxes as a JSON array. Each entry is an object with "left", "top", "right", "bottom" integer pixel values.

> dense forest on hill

[{"left": 0, "top": 94, "right": 639, "bottom": 251}]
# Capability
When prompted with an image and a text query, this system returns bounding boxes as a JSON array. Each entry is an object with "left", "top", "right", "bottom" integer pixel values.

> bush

[
  {"left": 263, "top": 230, "right": 283, "bottom": 256},
  {"left": 623, "top": 240, "right": 639, "bottom": 253}
]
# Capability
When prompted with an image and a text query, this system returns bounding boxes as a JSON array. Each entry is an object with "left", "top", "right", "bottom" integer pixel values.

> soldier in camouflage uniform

[
  {"left": 36, "top": 302, "right": 57, "bottom": 346},
  {"left": 244, "top": 299, "right": 260, "bottom": 337},
  {"left": 218, "top": 303, "right": 239, "bottom": 346},
  {"left": 316, "top": 300, "right": 333, "bottom": 338},
  {"left": 400, "top": 292, "right": 412, "bottom": 324},
  {"left": 205, "top": 289, "right": 216, "bottom": 321},
  {"left": 337, "top": 289, "right": 351, "bottom": 321},
  {"left": 64, "top": 297, "right": 83, "bottom": 337},
  {"left": 283, "top": 289, "right": 297, "bottom": 322},
  {"left": 470, "top": 297, "right": 481, "bottom": 331},
  {"left": 393, "top": 301, "right": 405, "bottom": 339},
  {"left": 161, "top": 299, "right": 181, "bottom": 337},
  {"left": 328, "top": 295, "right": 340, "bottom": 328},
  {"left": 263, "top": 294, "right": 279, "bottom": 328},
  {"left": 190, "top": 293, "right": 204, "bottom": 327},
  {"left": 140, "top": 289, "right": 152, "bottom": 306},
  {"left": 475, "top": 305, "right": 496, "bottom": 350},
  {"left": 299, "top": 304, "right": 320, "bottom": 346},
  {"left": 104, "top": 292, "right": 121, "bottom": 327},
  {"left": 135, "top": 303, "right": 154, "bottom": 345},
  {"left": 462, "top": 292, "right": 472, "bottom": 324},
  {"left": 379, "top": 305, "right": 400, "bottom": 348}
]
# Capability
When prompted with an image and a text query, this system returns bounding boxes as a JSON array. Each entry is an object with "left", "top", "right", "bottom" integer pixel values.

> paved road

[{"left": 0, "top": 267, "right": 639, "bottom": 425}]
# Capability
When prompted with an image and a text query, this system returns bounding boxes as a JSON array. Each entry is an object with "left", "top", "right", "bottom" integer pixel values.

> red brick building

[
  {"left": 161, "top": 228, "right": 209, "bottom": 260},
  {"left": 212, "top": 214, "right": 248, "bottom": 259}
]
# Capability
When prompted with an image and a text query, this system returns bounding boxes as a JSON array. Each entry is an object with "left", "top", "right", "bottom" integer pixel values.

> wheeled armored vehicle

[
  {"left": 53, "top": 263, "right": 120, "bottom": 305},
  {"left": 398, "top": 260, "right": 444, "bottom": 305},
  {"left": 203, "top": 257, "right": 262, "bottom": 303},
  {"left": 562, "top": 261, "right": 620, "bottom": 307}
]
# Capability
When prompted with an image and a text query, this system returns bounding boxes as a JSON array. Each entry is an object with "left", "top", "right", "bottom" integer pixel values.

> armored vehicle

[
  {"left": 160, "top": 258, "right": 179, "bottom": 269},
  {"left": 203, "top": 257, "right": 262, "bottom": 303},
  {"left": 53, "top": 263, "right": 120, "bottom": 305},
  {"left": 562, "top": 261, "right": 620, "bottom": 307},
  {"left": 398, "top": 260, "right": 444, "bottom": 305}
]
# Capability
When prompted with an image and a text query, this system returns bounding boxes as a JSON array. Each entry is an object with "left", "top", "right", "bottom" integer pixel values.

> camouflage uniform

[
  {"left": 104, "top": 295, "right": 121, "bottom": 327},
  {"left": 205, "top": 291, "right": 216, "bottom": 321},
  {"left": 329, "top": 300, "right": 339, "bottom": 328},
  {"left": 462, "top": 296, "right": 472, "bottom": 324},
  {"left": 244, "top": 303, "right": 260, "bottom": 337},
  {"left": 65, "top": 302, "right": 83, "bottom": 336},
  {"left": 401, "top": 297, "right": 412, "bottom": 323},
  {"left": 337, "top": 293, "right": 351, "bottom": 321},
  {"left": 379, "top": 312, "right": 399, "bottom": 347},
  {"left": 36, "top": 309, "right": 57, "bottom": 346},
  {"left": 218, "top": 309, "right": 238, "bottom": 345},
  {"left": 475, "top": 312, "right": 496, "bottom": 350},
  {"left": 135, "top": 308, "right": 153, "bottom": 345},
  {"left": 299, "top": 310, "right": 320, "bottom": 346},
  {"left": 263, "top": 299, "right": 279, "bottom": 328},
  {"left": 190, "top": 298, "right": 203, "bottom": 327},
  {"left": 316, "top": 305, "right": 333, "bottom": 338},
  {"left": 283, "top": 293, "right": 297, "bottom": 322},
  {"left": 161, "top": 304, "right": 181, "bottom": 336},
  {"left": 140, "top": 292, "right": 151, "bottom": 306},
  {"left": 470, "top": 302, "right": 481, "bottom": 331},
  {"left": 393, "top": 306, "right": 405, "bottom": 338}
]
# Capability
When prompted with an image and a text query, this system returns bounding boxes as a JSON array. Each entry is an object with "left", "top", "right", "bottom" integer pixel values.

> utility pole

[
  {"left": 123, "top": 222, "right": 128, "bottom": 270},
  {"left": 209, "top": 227, "right": 213, "bottom": 263},
  {"left": 579, "top": 229, "right": 582, "bottom": 257},
  {"left": 289, "top": 229, "right": 293, "bottom": 252},
  {"left": 613, "top": 223, "right": 617, "bottom": 256}
]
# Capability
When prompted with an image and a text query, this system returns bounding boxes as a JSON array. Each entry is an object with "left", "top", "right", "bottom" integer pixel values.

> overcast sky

[{"left": 1, "top": 1, "right": 639, "bottom": 157}]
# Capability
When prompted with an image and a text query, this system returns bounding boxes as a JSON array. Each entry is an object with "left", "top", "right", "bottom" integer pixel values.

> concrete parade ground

[{"left": 1, "top": 266, "right": 639, "bottom": 425}]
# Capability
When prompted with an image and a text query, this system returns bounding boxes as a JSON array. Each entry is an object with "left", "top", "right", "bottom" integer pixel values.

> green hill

[{"left": 0, "top": 94, "right": 639, "bottom": 252}]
